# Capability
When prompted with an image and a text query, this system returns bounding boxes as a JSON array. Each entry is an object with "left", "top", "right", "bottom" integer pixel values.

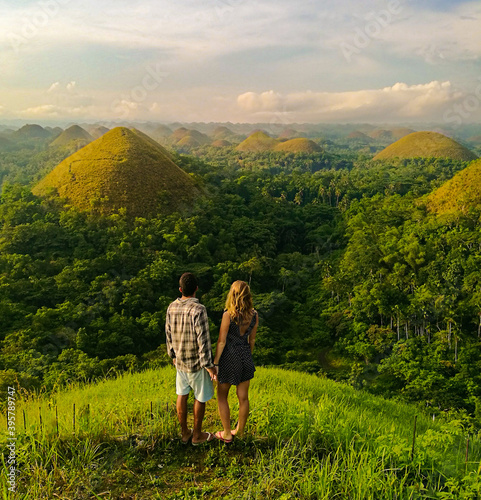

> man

[{"left": 165, "top": 272, "right": 217, "bottom": 445}]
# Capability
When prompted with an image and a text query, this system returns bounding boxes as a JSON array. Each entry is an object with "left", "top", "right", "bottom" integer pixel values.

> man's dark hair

[{"left": 179, "top": 272, "right": 198, "bottom": 297}]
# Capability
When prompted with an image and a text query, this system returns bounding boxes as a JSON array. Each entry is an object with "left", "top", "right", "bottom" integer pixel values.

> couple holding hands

[{"left": 165, "top": 272, "right": 258, "bottom": 445}]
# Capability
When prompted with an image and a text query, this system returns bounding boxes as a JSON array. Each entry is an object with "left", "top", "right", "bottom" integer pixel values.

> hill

[
  {"left": 373, "top": 131, "right": 478, "bottom": 161},
  {"left": 274, "top": 138, "right": 322, "bottom": 153},
  {"left": 211, "top": 126, "right": 236, "bottom": 140},
  {"left": 170, "top": 128, "right": 211, "bottom": 147},
  {"left": 32, "top": 127, "right": 199, "bottom": 217},
  {"left": 426, "top": 158, "right": 481, "bottom": 215},
  {"left": 2, "top": 366, "right": 478, "bottom": 499},
  {"left": 150, "top": 124, "right": 173, "bottom": 142},
  {"left": 278, "top": 128, "right": 304, "bottom": 139},
  {"left": 49, "top": 125, "right": 94, "bottom": 149},
  {"left": 236, "top": 131, "right": 279, "bottom": 152},
  {"left": 347, "top": 131, "right": 373, "bottom": 142},
  {"left": 13, "top": 123, "right": 52, "bottom": 140},
  {"left": 90, "top": 125, "right": 110, "bottom": 139},
  {"left": 211, "top": 139, "right": 232, "bottom": 147}
]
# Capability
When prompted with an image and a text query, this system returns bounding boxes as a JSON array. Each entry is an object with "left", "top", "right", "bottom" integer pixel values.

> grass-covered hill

[
  {"left": 32, "top": 127, "right": 200, "bottom": 217},
  {"left": 347, "top": 130, "right": 373, "bottom": 142},
  {"left": 211, "top": 139, "right": 232, "bottom": 147},
  {"left": 236, "top": 131, "right": 279, "bottom": 152},
  {"left": 170, "top": 128, "right": 211, "bottom": 147},
  {"left": 374, "top": 131, "right": 478, "bottom": 161},
  {"left": 274, "top": 138, "right": 322, "bottom": 153},
  {"left": 426, "top": 158, "right": 481, "bottom": 215},
  {"left": 13, "top": 123, "right": 52, "bottom": 141},
  {"left": 2, "top": 367, "right": 479, "bottom": 499},
  {"left": 236, "top": 131, "right": 280, "bottom": 152},
  {"left": 89, "top": 125, "right": 110, "bottom": 139},
  {"left": 49, "top": 125, "right": 94, "bottom": 149}
]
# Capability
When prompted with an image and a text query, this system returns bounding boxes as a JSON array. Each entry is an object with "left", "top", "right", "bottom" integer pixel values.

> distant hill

[
  {"left": 170, "top": 128, "right": 211, "bottom": 148},
  {"left": 426, "top": 158, "right": 481, "bottom": 215},
  {"left": 278, "top": 128, "right": 304, "bottom": 139},
  {"left": 150, "top": 125, "right": 173, "bottom": 142},
  {"left": 49, "top": 125, "right": 94, "bottom": 149},
  {"left": 211, "top": 139, "right": 232, "bottom": 147},
  {"left": 347, "top": 131, "right": 373, "bottom": 142},
  {"left": 236, "top": 131, "right": 279, "bottom": 152},
  {"left": 13, "top": 124, "right": 51, "bottom": 140},
  {"left": 390, "top": 127, "right": 416, "bottom": 140},
  {"left": 32, "top": 127, "right": 199, "bottom": 217},
  {"left": 211, "top": 126, "right": 235, "bottom": 140},
  {"left": 90, "top": 126, "right": 110, "bottom": 139},
  {"left": 274, "top": 138, "right": 322, "bottom": 153},
  {"left": 467, "top": 135, "right": 481, "bottom": 145},
  {"left": 373, "top": 131, "right": 478, "bottom": 161}
]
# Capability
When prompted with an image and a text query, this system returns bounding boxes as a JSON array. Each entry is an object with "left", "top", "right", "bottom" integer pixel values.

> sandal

[
  {"left": 215, "top": 430, "right": 233, "bottom": 444},
  {"left": 192, "top": 432, "right": 215, "bottom": 446}
]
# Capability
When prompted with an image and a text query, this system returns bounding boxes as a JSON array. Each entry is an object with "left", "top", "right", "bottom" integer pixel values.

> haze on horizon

[{"left": 1, "top": 0, "right": 481, "bottom": 126}]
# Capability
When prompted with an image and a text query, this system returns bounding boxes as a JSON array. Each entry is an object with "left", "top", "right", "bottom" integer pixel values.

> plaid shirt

[{"left": 165, "top": 297, "right": 214, "bottom": 373}]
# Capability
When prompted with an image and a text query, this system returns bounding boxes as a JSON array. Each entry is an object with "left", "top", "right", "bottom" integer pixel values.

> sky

[{"left": 0, "top": 0, "right": 480, "bottom": 124}]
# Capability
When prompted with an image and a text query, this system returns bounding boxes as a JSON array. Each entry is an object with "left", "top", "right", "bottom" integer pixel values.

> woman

[{"left": 214, "top": 280, "right": 258, "bottom": 443}]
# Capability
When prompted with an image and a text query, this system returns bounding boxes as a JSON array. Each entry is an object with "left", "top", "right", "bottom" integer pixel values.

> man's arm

[
  {"left": 165, "top": 308, "right": 176, "bottom": 363},
  {"left": 195, "top": 307, "right": 215, "bottom": 377}
]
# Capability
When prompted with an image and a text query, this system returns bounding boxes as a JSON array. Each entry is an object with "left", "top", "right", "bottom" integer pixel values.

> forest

[{"left": 1, "top": 130, "right": 481, "bottom": 426}]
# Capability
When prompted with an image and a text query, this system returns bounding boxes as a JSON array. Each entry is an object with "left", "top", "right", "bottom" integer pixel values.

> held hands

[{"left": 206, "top": 366, "right": 217, "bottom": 381}]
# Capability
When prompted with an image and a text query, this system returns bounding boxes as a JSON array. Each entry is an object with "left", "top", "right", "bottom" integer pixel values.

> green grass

[
  {"left": 33, "top": 127, "right": 199, "bottom": 217},
  {"left": 1, "top": 367, "right": 480, "bottom": 499},
  {"left": 373, "top": 131, "right": 477, "bottom": 161}
]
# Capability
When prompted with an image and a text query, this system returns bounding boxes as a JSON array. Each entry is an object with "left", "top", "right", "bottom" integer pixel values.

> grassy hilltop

[
  {"left": 32, "top": 127, "right": 199, "bottom": 217},
  {"left": 373, "top": 131, "right": 477, "bottom": 161},
  {"left": 2, "top": 367, "right": 480, "bottom": 499}
]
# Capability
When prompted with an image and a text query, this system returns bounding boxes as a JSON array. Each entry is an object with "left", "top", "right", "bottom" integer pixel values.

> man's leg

[
  {"left": 217, "top": 382, "right": 233, "bottom": 440},
  {"left": 233, "top": 380, "right": 250, "bottom": 437},
  {"left": 176, "top": 394, "right": 191, "bottom": 441},
  {"left": 192, "top": 399, "right": 211, "bottom": 443}
]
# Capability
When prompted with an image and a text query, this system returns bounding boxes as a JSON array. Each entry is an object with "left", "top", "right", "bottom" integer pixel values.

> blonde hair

[{"left": 225, "top": 280, "right": 253, "bottom": 325}]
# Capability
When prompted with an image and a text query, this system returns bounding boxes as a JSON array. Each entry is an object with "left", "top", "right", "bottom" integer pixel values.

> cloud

[
  {"left": 19, "top": 104, "right": 91, "bottom": 118},
  {"left": 47, "top": 82, "right": 60, "bottom": 93},
  {"left": 66, "top": 81, "right": 76, "bottom": 91},
  {"left": 237, "top": 81, "right": 467, "bottom": 122}
]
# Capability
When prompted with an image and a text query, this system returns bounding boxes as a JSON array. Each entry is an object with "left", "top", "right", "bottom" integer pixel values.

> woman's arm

[
  {"left": 214, "top": 311, "right": 231, "bottom": 365},
  {"left": 248, "top": 312, "right": 259, "bottom": 354}
]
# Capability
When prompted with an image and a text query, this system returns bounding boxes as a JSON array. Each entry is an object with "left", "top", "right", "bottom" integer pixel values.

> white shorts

[{"left": 176, "top": 368, "right": 214, "bottom": 403}]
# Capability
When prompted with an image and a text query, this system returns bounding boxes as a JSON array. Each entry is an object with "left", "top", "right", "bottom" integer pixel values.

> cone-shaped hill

[
  {"left": 50, "top": 125, "right": 94, "bottom": 148},
  {"left": 426, "top": 159, "right": 481, "bottom": 215},
  {"left": 90, "top": 126, "right": 110, "bottom": 139},
  {"left": 274, "top": 138, "right": 322, "bottom": 153},
  {"left": 32, "top": 127, "right": 199, "bottom": 217},
  {"left": 13, "top": 124, "right": 52, "bottom": 140},
  {"left": 236, "top": 131, "right": 279, "bottom": 152},
  {"left": 347, "top": 131, "right": 373, "bottom": 142},
  {"left": 373, "top": 131, "right": 477, "bottom": 161}
]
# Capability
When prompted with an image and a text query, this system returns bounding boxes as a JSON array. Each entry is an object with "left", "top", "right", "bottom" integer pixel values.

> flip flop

[
  {"left": 215, "top": 430, "right": 233, "bottom": 444},
  {"left": 181, "top": 429, "right": 193, "bottom": 444},
  {"left": 192, "top": 432, "right": 215, "bottom": 446}
]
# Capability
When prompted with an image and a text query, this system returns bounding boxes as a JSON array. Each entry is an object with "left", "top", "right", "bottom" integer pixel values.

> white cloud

[
  {"left": 19, "top": 104, "right": 92, "bottom": 118},
  {"left": 237, "top": 81, "right": 468, "bottom": 122},
  {"left": 47, "top": 82, "right": 60, "bottom": 93},
  {"left": 66, "top": 81, "right": 76, "bottom": 91}
]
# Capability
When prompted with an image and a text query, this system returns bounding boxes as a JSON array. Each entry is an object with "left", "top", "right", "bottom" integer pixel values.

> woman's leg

[
  {"left": 233, "top": 380, "right": 250, "bottom": 437},
  {"left": 217, "top": 382, "right": 233, "bottom": 440}
]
